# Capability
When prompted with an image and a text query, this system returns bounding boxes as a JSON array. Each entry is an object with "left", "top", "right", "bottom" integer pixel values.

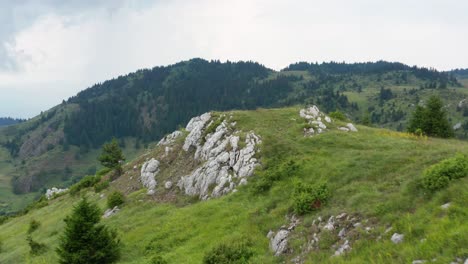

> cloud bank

[{"left": 1, "top": 0, "right": 467, "bottom": 117}]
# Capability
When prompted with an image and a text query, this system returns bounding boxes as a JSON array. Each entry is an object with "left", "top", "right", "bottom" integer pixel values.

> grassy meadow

[{"left": 0, "top": 107, "right": 467, "bottom": 263}]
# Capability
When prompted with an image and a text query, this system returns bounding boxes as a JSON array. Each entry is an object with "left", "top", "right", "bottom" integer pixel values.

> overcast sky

[{"left": 1, "top": 0, "right": 467, "bottom": 118}]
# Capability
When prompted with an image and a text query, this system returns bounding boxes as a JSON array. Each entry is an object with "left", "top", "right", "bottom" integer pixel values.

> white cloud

[{"left": 0, "top": 0, "right": 467, "bottom": 117}]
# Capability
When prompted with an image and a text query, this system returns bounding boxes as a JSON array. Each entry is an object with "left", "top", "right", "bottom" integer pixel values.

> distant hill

[
  {"left": 0, "top": 117, "right": 24, "bottom": 127},
  {"left": 0, "top": 58, "right": 467, "bottom": 214}
]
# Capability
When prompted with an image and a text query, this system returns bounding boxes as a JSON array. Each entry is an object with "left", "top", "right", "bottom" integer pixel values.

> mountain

[
  {"left": 1, "top": 106, "right": 467, "bottom": 263},
  {"left": 0, "top": 58, "right": 467, "bottom": 215},
  {"left": 0, "top": 118, "right": 24, "bottom": 127}
]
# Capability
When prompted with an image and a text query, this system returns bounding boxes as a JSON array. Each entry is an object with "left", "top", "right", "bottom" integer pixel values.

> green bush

[
  {"left": 27, "top": 219, "right": 41, "bottom": 234},
  {"left": 203, "top": 239, "right": 253, "bottom": 264},
  {"left": 421, "top": 154, "right": 468, "bottom": 192},
  {"left": 107, "top": 191, "right": 125, "bottom": 208},
  {"left": 69, "top": 175, "right": 101, "bottom": 195},
  {"left": 94, "top": 180, "right": 110, "bottom": 193},
  {"left": 251, "top": 159, "right": 299, "bottom": 194},
  {"left": 292, "top": 181, "right": 330, "bottom": 215},
  {"left": 96, "top": 167, "right": 112, "bottom": 177},
  {"left": 329, "top": 111, "right": 347, "bottom": 121},
  {"left": 148, "top": 255, "right": 168, "bottom": 264},
  {"left": 26, "top": 235, "right": 47, "bottom": 255}
]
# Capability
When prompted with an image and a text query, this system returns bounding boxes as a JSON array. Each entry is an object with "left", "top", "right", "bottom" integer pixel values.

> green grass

[{"left": 1, "top": 107, "right": 467, "bottom": 263}]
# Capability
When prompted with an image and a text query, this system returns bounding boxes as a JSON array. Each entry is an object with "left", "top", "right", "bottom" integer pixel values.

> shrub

[
  {"left": 94, "top": 180, "right": 110, "bottom": 193},
  {"left": 27, "top": 235, "right": 47, "bottom": 255},
  {"left": 203, "top": 239, "right": 253, "bottom": 264},
  {"left": 329, "top": 111, "right": 347, "bottom": 121},
  {"left": 421, "top": 154, "right": 468, "bottom": 192},
  {"left": 148, "top": 255, "right": 168, "bottom": 264},
  {"left": 96, "top": 167, "right": 112, "bottom": 177},
  {"left": 28, "top": 219, "right": 41, "bottom": 234},
  {"left": 107, "top": 191, "right": 125, "bottom": 208},
  {"left": 69, "top": 175, "right": 101, "bottom": 195},
  {"left": 251, "top": 159, "right": 299, "bottom": 194},
  {"left": 292, "top": 181, "right": 330, "bottom": 215}
]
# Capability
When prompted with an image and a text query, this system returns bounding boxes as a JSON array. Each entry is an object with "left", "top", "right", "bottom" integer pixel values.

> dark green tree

[
  {"left": 408, "top": 96, "right": 454, "bottom": 138},
  {"left": 56, "top": 198, "right": 120, "bottom": 264},
  {"left": 98, "top": 138, "right": 125, "bottom": 174}
]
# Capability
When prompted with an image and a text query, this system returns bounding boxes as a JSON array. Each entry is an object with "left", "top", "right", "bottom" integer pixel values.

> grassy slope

[{"left": 1, "top": 107, "right": 467, "bottom": 264}]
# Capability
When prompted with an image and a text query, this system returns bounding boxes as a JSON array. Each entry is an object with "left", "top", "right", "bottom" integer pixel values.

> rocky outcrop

[
  {"left": 182, "top": 113, "right": 212, "bottom": 155},
  {"left": 45, "top": 187, "right": 68, "bottom": 199},
  {"left": 299, "top": 106, "right": 358, "bottom": 136},
  {"left": 177, "top": 114, "right": 261, "bottom": 199},
  {"left": 453, "top": 122, "right": 462, "bottom": 130},
  {"left": 103, "top": 206, "right": 120, "bottom": 218},
  {"left": 391, "top": 233, "right": 404, "bottom": 244},
  {"left": 268, "top": 215, "right": 299, "bottom": 256},
  {"left": 158, "top": 130, "right": 183, "bottom": 146},
  {"left": 300, "top": 106, "right": 332, "bottom": 136},
  {"left": 140, "top": 158, "right": 160, "bottom": 195}
]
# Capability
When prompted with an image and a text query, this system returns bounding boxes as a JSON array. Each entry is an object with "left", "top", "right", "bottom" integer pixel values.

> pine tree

[
  {"left": 408, "top": 96, "right": 454, "bottom": 138},
  {"left": 56, "top": 198, "right": 120, "bottom": 264},
  {"left": 98, "top": 138, "right": 125, "bottom": 174}
]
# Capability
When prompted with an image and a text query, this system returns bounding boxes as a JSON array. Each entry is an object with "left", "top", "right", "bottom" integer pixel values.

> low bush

[
  {"left": 251, "top": 159, "right": 299, "bottom": 194},
  {"left": 421, "top": 154, "right": 468, "bottom": 192},
  {"left": 148, "top": 255, "right": 168, "bottom": 264},
  {"left": 27, "top": 219, "right": 40, "bottom": 234},
  {"left": 69, "top": 175, "right": 101, "bottom": 195},
  {"left": 94, "top": 180, "right": 110, "bottom": 193},
  {"left": 329, "top": 111, "right": 347, "bottom": 121},
  {"left": 292, "top": 181, "right": 330, "bottom": 215},
  {"left": 203, "top": 238, "right": 253, "bottom": 264},
  {"left": 107, "top": 191, "right": 125, "bottom": 208},
  {"left": 26, "top": 235, "right": 47, "bottom": 255}
]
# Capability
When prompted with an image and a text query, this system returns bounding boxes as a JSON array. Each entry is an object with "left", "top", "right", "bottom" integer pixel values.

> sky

[{"left": 0, "top": 0, "right": 467, "bottom": 118}]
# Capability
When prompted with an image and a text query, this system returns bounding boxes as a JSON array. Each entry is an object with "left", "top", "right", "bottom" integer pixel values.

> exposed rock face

[
  {"left": 334, "top": 240, "right": 351, "bottom": 256},
  {"left": 140, "top": 158, "right": 160, "bottom": 195},
  {"left": 183, "top": 113, "right": 212, "bottom": 154},
  {"left": 45, "top": 187, "right": 68, "bottom": 199},
  {"left": 177, "top": 114, "right": 261, "bottom": 199},
  {"left": 453, "top": 122, "right": 462, "bottom": 130},
  {"left": 164, "top": 181, "right": 173, "bottom": 189},
  {"left": 391, "top": 233, "right": 404, "bottom": 244},
  {"left": 158, "top": 130, "right": 183, "bottom": 145},
  {"left": 268, "top": 215, "right": 299, "bottom": 256},
  {"left": 300, "top": 106, "right": 332, "bottom": 136},
  {"left": 103, "top": 206, "right": 120, "bottom": 218},
  {"left": 299, "top": 105, "right": 358, "bottom": 136},
  {"left": 270, "top": 230, "right": 290, "bottom": 256}
]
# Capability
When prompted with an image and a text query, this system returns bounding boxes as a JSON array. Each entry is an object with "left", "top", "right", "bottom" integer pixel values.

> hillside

[
  {"left": 1, "top": 106, "right": 467, "bottom": 263},
  {"left": 1, "top": 59, "right": 468, "bottom": 215},
  {"left": 0, "top": 118, "right": 24, "bottom": 127}
]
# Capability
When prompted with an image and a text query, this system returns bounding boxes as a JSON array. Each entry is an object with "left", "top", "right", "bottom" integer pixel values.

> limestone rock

[
  {"left": 183, "top": 113, "right": 212, "bottom": 153},
  {"left": 346, "top": 123, "right": 358, "bottom": 132},
  {"left": 177, "top": 114, "right": 261, "bottom": 199},
  {"left": 158, "top": 130, "right": 183, "bottom": 145},
  {"left": 140, "top": 158, "right": 160, "bottom": 195},
  {"left": 334, "top": 240, "right": 351, "bottom": 256},
  {"left": 45, "top": 187, "right": 68, "bottom": 199},
  {"left": 441, "top": 202, "right": 451, "bottom": 209},
  {"left": 103, "top": 206, "right": 120, "bottom": 218},
  {"left": 391, "top": 233, "right": 404, "bottom": 244},
  {"left": 270, "top": 229, "right": 290, "bottom": 256}
]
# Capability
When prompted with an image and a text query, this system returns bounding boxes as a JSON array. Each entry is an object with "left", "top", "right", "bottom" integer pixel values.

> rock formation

[
  {"left": 140, "top": 158, "right": 160, "bottom": 195},
  {"left": 45, "top": 187, "right": 68, "bottom": 199},
  {"left": 177, "top": 114, "right": 261, "bottom": 199}
]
